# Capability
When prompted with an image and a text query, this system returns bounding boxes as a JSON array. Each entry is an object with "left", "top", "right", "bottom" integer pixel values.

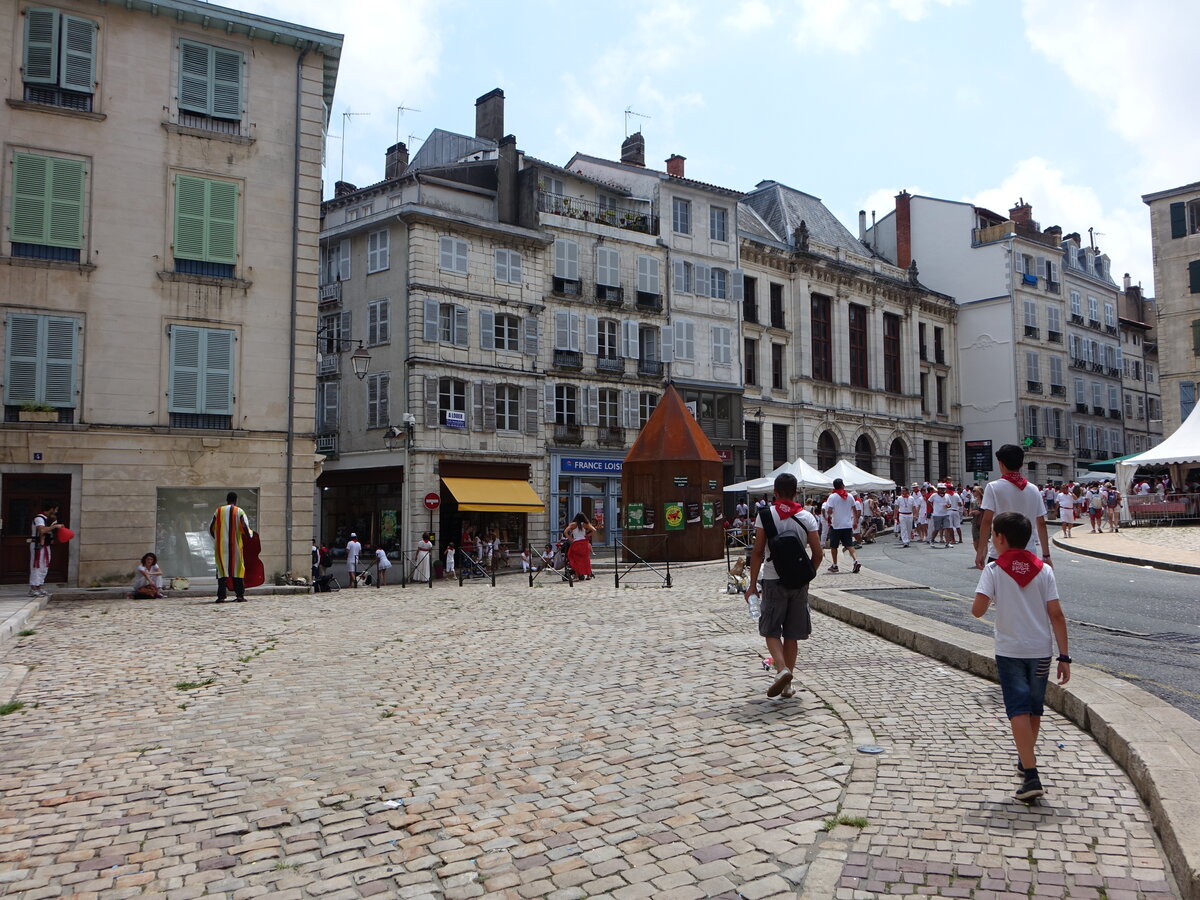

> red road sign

[{"left": 423, "top": 492, "right": 441, "bottom": 510}]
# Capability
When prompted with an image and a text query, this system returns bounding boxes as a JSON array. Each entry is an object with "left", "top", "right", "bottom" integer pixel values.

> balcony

[
  {"left": 638, "top": 358, "right": 663, "bottom": 376},
  {"left": 1075, "top": 403, "right": 1088, "bottom": 414},
  {"left": 635, "top": 292, "right": 663, "bottom": 312},
  {"left": 598, "top": 425, "right": 625, "bottom": 446},
  {"left": 536, "top": 191, "right": 658, "bottom": 235},
  {"left": 1025, "top": 436, "right": 1045, "bottom": 448},
  {"left": 1026, "top": 381, "right": 1043, "bottom": 394},
  {"left": 597, "top": 356, "right": 625, "bottom": 374},
  {"left": 1078, "top": 449, "right": 1093, "bottom": 459},
  {"left": 1054, "top": 438, "right": 1070, "bottom": 450},
  {"left": 1095, "top": 450, "right": 1110, "bottom": 461},
  {"left": 318, "top": 282, "right": 342, "bottom": 308},
  {"left": 1088, "top": 319, "right": 1102, "bottom": 330},
  {"left": 743, "top": 301, "right": 759, "bottom": 324},
  {"left": 318, "top": 353, "right": 340, "bottom": 376},
  {"left": 1069, "top": 358, "right": 1087, "bottom": 370},
  {"left": 1047, "top": 330, "right": 1062, "bottom": 343},
  {"left": 597, "top": 284, "right": 624, "bottom": 306},
  {"left": 1090, "top": 362, "right": 1105, "bottom": 373},
  {"left": 1105, "top": 324, "right": 1118, "bottom": 336},
  {"left": 553, "top": 349, "right": 583, "bottom": 370},
  {"left": 1050, "top": 384, "right": 1066, "bottom": 397},
  {"left": 1092, "top": 405, "right": 1106, "bottom": 416},
  {"left": 1070, "top": 314, "right": 1085, "bottom": 325},
  {"left": 1105, "top": 367, "right": 1121, "bottom": 378},
  {"left": 1108, "top": 409, "right": 1122, "bottom": 419},
  {"left": 315, "top": 433, "right": 338, "bottom": 455},
  {"left": 1046, "top": 280, "right": 1060, "bottom": 294},
  {"left": 553, "top": 423, "right": 583, "bottom": 444},
  {"left": 553, "top": 276, "right": 582, "bottom": 296},
  {"left": 934, "top": 349, "right": 946, "bottom": 364},
  {"left": 1024, "top": 326, "right": 1040, "bottom": 339}
]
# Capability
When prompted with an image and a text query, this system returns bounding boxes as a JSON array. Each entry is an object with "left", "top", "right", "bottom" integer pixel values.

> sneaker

[
  {"left": 1014, "top": 771, "right": 1044, "bottom": 801},
  {"left": 852, "top": 561, "right": 862, "bottom": 574},
  {"left": 827, "top": 565, "right": 839, "bottom": 573},
  {"left": 766, "top": 668, "right": 793, "bottom": 698},
  {"left": 780, "top": 683, "right": 796, "bottom": 699}
]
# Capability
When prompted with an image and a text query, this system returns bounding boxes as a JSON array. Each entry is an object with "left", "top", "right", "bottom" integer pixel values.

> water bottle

[{"left": 747, "top": 593, "right": 761, "bottom": 620}]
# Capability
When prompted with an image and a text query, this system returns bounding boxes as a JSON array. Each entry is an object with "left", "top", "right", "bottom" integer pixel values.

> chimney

[
  {"left": 621, "top": 132, "right": 645, "bottom": 167},
  {"left": 1123, "top": 272, "right": 1131, "bottom": 291},
  {"left": 895, "top": 190, "right": 912, "bottom": 269},
  {"left": 665, "top": 154, "right": 686, "bottom": 177},
  {"left": 497, "top": 134, "right": 518, "bottom": 226},
  {"left": 858, "top": 210, "right": 867, "bottom": 241},
  {"left": 1009, "top": 198, "right": 1033, "bottom": 228},
  {"left": 334, "top": 181, "right": 358, "bottom": 198},
  {"left": 384, "top": 142, "right": 408, "bottom": 179},
  {"left": 475, "top": 88, "right": 505, "bottom": 142},
  {"left": 1045, "top": 225, "right": 1062, "bottom": 243}
]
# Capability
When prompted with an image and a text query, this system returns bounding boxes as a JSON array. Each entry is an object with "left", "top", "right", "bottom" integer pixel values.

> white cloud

[
  {"left": 792, "top": 0, "right": 964, "bottom": 54},
  {"left": 725, "top": 0, "right": 775, "bottom": 31}
]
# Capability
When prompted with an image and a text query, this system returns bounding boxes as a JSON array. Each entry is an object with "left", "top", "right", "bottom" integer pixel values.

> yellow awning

[{"left": 442, "top": 477, "right": 545, "bottom": 514}]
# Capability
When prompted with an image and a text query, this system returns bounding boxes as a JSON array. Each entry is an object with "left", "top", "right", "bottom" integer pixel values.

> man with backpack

[{"left": 746, "top": 472, "right": 823, "bottom": 699}]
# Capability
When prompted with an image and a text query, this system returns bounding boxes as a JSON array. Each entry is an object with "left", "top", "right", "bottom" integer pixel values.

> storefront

[
  {"left": 316, "top": 466, "right": 405, "bottom": 554},
  {"left": 548, "top": 451, "right": 625, "bottom": 547},
  {"left": 438, "top": 460, "right": 542, "bottom": 563}
]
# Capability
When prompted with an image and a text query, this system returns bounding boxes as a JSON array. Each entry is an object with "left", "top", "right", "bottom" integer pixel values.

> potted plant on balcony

[{"left": 18, "top": 403, "right": 57, "bottom": 423}]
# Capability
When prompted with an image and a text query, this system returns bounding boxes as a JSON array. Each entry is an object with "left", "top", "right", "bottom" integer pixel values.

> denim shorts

[{"left": 996, "top": 655, "right": 1051, "bottom": 718}]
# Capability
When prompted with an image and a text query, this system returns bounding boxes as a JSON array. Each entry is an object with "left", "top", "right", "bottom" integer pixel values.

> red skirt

[{"left": 567, "top": 539, "right": 592, "bottom": 576}]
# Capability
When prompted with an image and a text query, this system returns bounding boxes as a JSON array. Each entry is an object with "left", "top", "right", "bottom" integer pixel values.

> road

[{"left": 850, "top": 534, "right": 1200, "bottom": 722}]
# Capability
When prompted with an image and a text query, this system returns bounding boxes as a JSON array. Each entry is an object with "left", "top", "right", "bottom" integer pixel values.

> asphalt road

[{"left": 849, "top": 534, "right": 1200, "bottom": 722}]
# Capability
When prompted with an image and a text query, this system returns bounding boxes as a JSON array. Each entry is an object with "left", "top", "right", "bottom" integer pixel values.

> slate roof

[
  {"left": 737, "top": 203, "right": 782, "bottom": 246},
  {"left": 741, "top": 181, "right": 868, "bottom": 256},
  {"left": 405, "top": 129, "right": 496, "bottom": 174}
]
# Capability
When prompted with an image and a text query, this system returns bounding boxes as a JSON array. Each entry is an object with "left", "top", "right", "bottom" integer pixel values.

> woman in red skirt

[{"left": 564, "top": 513, "right": 597, "bottom": 579}]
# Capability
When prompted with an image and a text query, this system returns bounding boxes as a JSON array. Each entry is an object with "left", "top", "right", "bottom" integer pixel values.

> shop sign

[
  {"left": 562, "top": 457, "right": 623, "bottom": 473},
  {"left": 664, "top": 502, "right": 685, "bottom": 531},
  {"left": 965, "top": 440, "right": 992, "bottom": 473},
  {"left": 716, "top": 449, "right": 733, "bottom": 461},
  {"left": 702, "top": 501, "right": 715, "bottom": 528}
]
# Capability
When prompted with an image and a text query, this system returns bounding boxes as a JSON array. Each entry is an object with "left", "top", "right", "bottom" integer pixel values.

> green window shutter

[
  {"left": 178, "top": 41, "right": 211, "bottom": 114},
  {"left": 1190, "top": 259, "right": 1200, "bottom": 294},
  {"left": 1170, "top": 202, "right": 1187, "bottom": 240},
  {"left": 23, "top": 8, "right": 59, "bottom": 86},
  {"left": 47, "top": 157, "right": 85, "bottom": 248},
  {"left": 43, "top": 317, "right": 77, "bottom": 406},
  {"left": 202, "top": 329, "right": 234, "bottom": 414},
  {"left": 205, "top": 179, "right": 239, "bottom": 264},
  {"left": 59, "top": 15, "right": 97, "bottom": 93},
  {"left": 168, "top": 325, "right": 201, "bottom": 413},
  {"left": 210, "top": 48, "right": 242, "bottom": 119},
  {"left": 173, "top": 175, "right": 207, "bottom": 261},
  {"left": 11, "top": 153, "right": 49, "bottom": 244},
  {"left": 4, "top": 314, "right": 41, "bottom": 405}
]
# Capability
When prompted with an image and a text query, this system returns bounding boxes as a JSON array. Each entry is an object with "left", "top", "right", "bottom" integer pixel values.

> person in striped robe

[{"left": 208, "top": 492, "right": 253, "bottom": 603}]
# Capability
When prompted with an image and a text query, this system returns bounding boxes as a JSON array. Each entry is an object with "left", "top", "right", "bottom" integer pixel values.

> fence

[{"left": 613, "top": 536, "right": 672, "bottom": 589}]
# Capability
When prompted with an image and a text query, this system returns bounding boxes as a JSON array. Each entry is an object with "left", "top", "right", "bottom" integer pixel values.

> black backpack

[{"left": 759, "top": 508, "right": 816, "bottom": 588}]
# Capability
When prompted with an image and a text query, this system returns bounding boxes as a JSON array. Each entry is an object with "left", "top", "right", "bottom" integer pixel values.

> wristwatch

[{"left": 1057, "top": 654, "right": 1072, "bottom": 664}]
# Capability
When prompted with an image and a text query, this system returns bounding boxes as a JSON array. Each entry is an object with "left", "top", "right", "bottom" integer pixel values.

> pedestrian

[
  {"left": 948, "top": 484, "right": 964, "bottom": 544},
  {"left": 1104, "top": 483, "right": 1122, "bottom": 533},
  {"left": 969, "top": 484, "right": 985, "bottom": 558},
  {"left": 131, "top": 552, "right": 165, "bottom": 599},
  {"left": 412, "top": 532, "right": 433, "bottom": 582},
  {"left": 564, "top": 513, "right": 597, "bottom": 579},
  {"left": 311, "top": 538, "right": 320, "bottom": 582},
  {"left": 1085, "top": 485, "right": 1104, "bottom": 533},
  {"left": 540, "top": 543, "right": 555, "bottom": 571},
  {"left": 374, "top": 545, "right": 392, "bottom": 586},
  {"left": 745, "top": 472, "right": 823, "bottom": 700},
  {"left": 209, "top": 491, "right": 253, "bottom": 603},
  {"left": 824, "top": 478, "right": 861, "bottom": 574},
  {"left": 28, "top": 500, "right": 62, "bottom": 598},
  {"left": 735, "top": 499, "right": 749, "bottom": 521},
  {"left": 972, "top": 511, "right": 1071, "bottom": 801},
  {"left": 1055, "top": 484, "right": 1077, "bottom": 538},
  {"left": 930, "top": 483, "right": 953, "bottom": 545},
  {"left": 894, "top": 484, "right": 917, "bottom": 547},
  {"left": 974, "top": 444, "right": 1051, "bottom": 570},
  {"left": 520, "top": 546, "right": 532, "bottom": 572},
  {"left": 346, "top": 533, "right": 362, "bottom": 587},
  {"left": 444, "top": 542, "right": 457, "bottom": 578},
  {"left": 915, "top": 484, "right": 930, "bottom": 543}
]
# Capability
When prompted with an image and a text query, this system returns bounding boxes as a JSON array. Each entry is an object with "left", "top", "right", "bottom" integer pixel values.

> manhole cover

[{"left": 857, "top": 745, "right": 886, "bottom": 755}]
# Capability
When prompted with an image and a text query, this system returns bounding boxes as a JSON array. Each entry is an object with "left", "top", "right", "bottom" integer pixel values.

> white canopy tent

[
  {"left": 822, "top": 460, "right": 897, "bottom": 492},
  {"left": 1115, "top": 404, "right": 1200, "bottom": 492},
  {"left": 724, "top": 458, "right": 835, "bottom": 494}
]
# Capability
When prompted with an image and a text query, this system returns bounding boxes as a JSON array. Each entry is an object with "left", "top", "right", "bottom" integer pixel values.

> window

[
  {"left": 496, "top": 384, "right": 520, "bottom": 431},
  {"left": 1024, "top": 299, "right": 1038, "bottom": 329},
  {"left": 1190, "top": 262, "right": 1200, "bottom": 295},
  {"left": 848, "top": 303, "right": 868, "bottom": 388},
  {"left": 710, "top": 267, "right": 728, "bottom": 299},
  {"left": 555, "top": 384, "right": 577, "bottom": 425},
  {"left": 436, "top": 378, "right": 463, "bottom": 427},
  {"left": 920, "top": 372, "right": 928, "bottom": 412},
  {"left": 598, "top": 388, "right": 619, "bottom": 427},
  {"left": 636, "top": 255, "right": 660, "bottom": 296},
  {"left": 367, "top": 299, "right": 390, "bottom": 346},
  {"left": 554, "top": 310, "right": 581, "bottom": 351},
  {"left": 744, "top": 338, "right": 757, "bottom": 385},
  {"left": 672, "top": 319, "right": 695, "bottom": 361},
  {"left": 672, "top": 197, "right": 691, "bottom": 234},
  {"left": 317, "top": 381, "right": 338, "bottom": 433},
  {"left": 324, "top": 239, "right": 350, "bottom": 283},
  {"left": 709, "top": 206, "right": 728, "bottom": 241},
  {"left": 1108, "top": 385, "right": 1119, "bottom": 411},
  {"left": 934, "top": 326, "right": 945, "bottom": 363},
  {"left": 771, "top": 343, "right": 784, "bottom": 390},
  {"left": 1047, "top": 305, "right": 1061, "bottom": 335},
  {"left": 423, "top": 301, "right": 468, "bottom": 347},
  {"left": 168, "top": 325, "right": 234, "bottom": 427},
  {"left": 743, "top": 276, "right": 758, "bottom": 323},
  {"left": 439, "top": 236, "right": 468, "bottom": 273},
  {"left": 772, "top": 423, "right": 788, "bottom": 468},
  {"left": 1026, "top": 351, "right": 1040, "bottom": 385},
  {"left": 936, "top": 376, "right": 946, "bottom": 414},
  {"left": 367, "top": 229, "right": 389, "bottom": 273},
  {"left": 883, "top": 312, "right": 901, "bottom": 393},
  {"left": 1087, "top": 295, "right": 1098, "bottom": 322},
  {"left": 554, "top": 239, "right": 579, "bottom": 284},
  {"left": 1049, "top": 355, "right": 1063, "bottom": 388},
  {"left": 178, "top": 40, "right": 243, "bottom": 123},
  {"left": 1104, "top": 303, "right": 1115, "bottom": 328},
  {"left": 319, "top": 311, "right": 347, "bottom": 357},
  {"left": 919, "top": 322, "right": 928, "bottom": 360},
  {"left": 3, "top": 313, "right": 78, "bottom": 410},
  {"left": 9, "top": 151, "right": 85, "bottom": 262},
  {"left": 1026, "top": 406, "right": 1039, "bottom": 437},
  {"left": 495, "top": 248, "right": 522, "bottom": 284},
  {"left": 1183, "top": 382, "right": 1197, "bottom": 422},
  {"left": 1146, "top": 363, "right": 1155, "bottom": 383},
  {"left": 673, "top": 259, "right": 693, "bottom": 293},
  {"left": 811, "top": 294, "right": 832, "bottom": 382},
  {"left": 1110, "top": 428, "right": 1122, "bottom": 454},
  {"left": 22, "top": 8, "right": 97, "bottom": 110},
  {"left": 597, "top": 318, "right": 619, "bottom": 359},
  {"left": 639, "top": 392, "right": 657, "bottom": 426},
  {"left": 769, "top": 283, "right": 785, "bottom": 328},
  {"left": 855, "top": 435, "right": 875, "bottom": 473},
  {"left": 1092, "top": 382, "right": 1103, "bottom": 408},
  {"left": 345, "top": 203, "right": 372, "bottom": 222},
  {"left": 173, "top": 174, "right": 238, "bottom": 276},
  {"left": 1070, "top": 290, "right": 1082, "bottom": 318},
  {"left": 490, "top": 313, "right": 520, "bottom": 351},
  {"left": 1173, "top": 200, "right": 1200, "bottom": 237},
  {"left": 817, "top": 430, "right": 837, "bottom": 471},
  {"left": 712, "top": 325, "right": 732, "bottom": 365},
  {"left": 1075, "top": 377, "right": 1085, "bottom": 405},
  {"left": 744, "top": 420, "right": 762, "bottom": 478},
  {"left": 1125, "top": 392, "right": 1134, "bottom": 419},
  {"left": 596, "top": 246, "right": 620, "bottom": 287}
]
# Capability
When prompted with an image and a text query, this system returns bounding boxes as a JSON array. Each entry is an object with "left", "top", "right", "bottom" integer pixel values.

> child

[
  {"left": 444, "top": 542, "right": 456, "bottom": 577},
  {"left": 972, "top": 511, "right": 1071, "bottom": 801},
  {"left": 374, "top": 546, "right": 391, "bottom": 587},
  {"left": 520, "top": 546, "right": 532, "bottom": 572},
  {"left": 540, "top": 543, "right": 555, "bottom": 571}
]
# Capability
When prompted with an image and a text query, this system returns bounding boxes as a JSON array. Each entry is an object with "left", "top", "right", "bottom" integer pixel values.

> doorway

[{"left": 2, "top": 474, "right": 71, "bottom": 584}]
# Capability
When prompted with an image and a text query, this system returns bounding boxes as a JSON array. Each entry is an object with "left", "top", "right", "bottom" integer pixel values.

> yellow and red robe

[{"left": 209, "top": 504, "right": 252, "bottom": 578}]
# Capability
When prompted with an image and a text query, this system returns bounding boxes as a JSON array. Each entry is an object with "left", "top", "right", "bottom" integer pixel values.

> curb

[
  {"left": 0, "top": 596, "right": 48, "bottom": 652},
  {"left": 809, "top": 586, "right": 1200, "bottom": 900},
  {"left": 1052, "top": 535, "right": 1200, "bottom": 576}
]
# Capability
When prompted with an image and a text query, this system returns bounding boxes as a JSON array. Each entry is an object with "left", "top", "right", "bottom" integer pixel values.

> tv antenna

[
  {"left": 1088, "top": 227, "right": 1104, "bottom": 250},
  {"left": 395, "top": 102, "right": 421, "bottom": 141},
  {"left": 624, "top": 106, "right": 650, "bottom": 136},
  {"left": 339, "top": 109, "right": 370, "bottom": 182}
]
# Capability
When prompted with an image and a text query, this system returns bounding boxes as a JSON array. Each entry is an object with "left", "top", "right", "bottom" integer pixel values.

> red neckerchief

[
  {"left": 832, "top": 489, "right": 849, "bottom": 500},
  {"left": 1001, "top": 471, "right": 1029, "bottom": 491},
  {"left": 995, "top": 549, "right": 1043, "bottom": 587},
  {"left": 772, "top": 500, "right": 804, "bottom": 518}
]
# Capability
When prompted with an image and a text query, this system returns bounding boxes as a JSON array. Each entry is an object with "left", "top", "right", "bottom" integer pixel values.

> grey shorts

[
  {"left": 758, "top": 579, "right": 812, "bottom": 641},
  {"left": 931, "top": 515, "right": 949, "bottom": 532}
]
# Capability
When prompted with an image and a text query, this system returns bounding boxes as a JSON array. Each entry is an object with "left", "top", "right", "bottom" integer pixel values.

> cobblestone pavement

[{"left": 0, "top": 565, "right": 1179, "bottom": 899}]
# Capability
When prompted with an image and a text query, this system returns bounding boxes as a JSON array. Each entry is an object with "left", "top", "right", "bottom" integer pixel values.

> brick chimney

[
  {"left": 895, "top": 190, "right": 912, "bottom": 269},
  {"left": 665, "top": 154, "right": 686, "bottom": 177},
  {"left": 1123, "top": 272, "right": 1131, "bottom": 291},
  {"left": 384, "top": 142, "right": 408, "bottom": 179},
  {"left": 334, "top": 181, "right": 358, "bottom": 198},
  {"left": 497, "top": 135, "right": 518, "bottom": 226},
  {"left": 621, "top": 132, "right": 645, "bottom": 167},
  {"left": 1045, "top": 224, "right": 1062, "bottom": 243},
  {"left": 475, "top": 88, "right": 504, "bottom": 142},
  {"left": 1009, "top": 199, "right": 1033, "bottom": 228}
]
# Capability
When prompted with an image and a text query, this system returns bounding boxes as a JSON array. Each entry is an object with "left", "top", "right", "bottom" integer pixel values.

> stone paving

[{"left": 0, "top": 564, "right": 1180, "bottom": 898}]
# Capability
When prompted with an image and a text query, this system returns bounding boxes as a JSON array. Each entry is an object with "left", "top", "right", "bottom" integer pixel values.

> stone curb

[
  {"left": 1052, "top": 534, "right": 1200, "bottom": 576},
  {"left": 809, "top": 585, "right": 1200, "bottom": 900},
  {"left": 0, "top": 596, "right": 48, "bottom": 652},
  {"left": 46, "top": 584, "right": 314, "bottom": 602}
]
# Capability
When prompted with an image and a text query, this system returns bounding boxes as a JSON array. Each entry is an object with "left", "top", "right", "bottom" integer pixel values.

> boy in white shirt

[
  {"left": 975, "top": 443, "right": 1051, "bottom": 569},
  {"left": 973, "top": 511, "right": 1071, "bottom": 801}
]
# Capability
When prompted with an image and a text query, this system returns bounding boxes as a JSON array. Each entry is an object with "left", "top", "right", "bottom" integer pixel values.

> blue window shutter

[
  {"left": 203, "top": 329, "right": 234, "bottom": 414},
  {"left": 1189, "top": 260, "right": 1200, "bottom": 294},
  {"left": 205, "top": 179, "right": 239, "bottom": 264},
  {"left": 169, "top": 326, "right": 201, "bottom": 413},
  {"left": 1170, "top": 202, "right": 1187, "bottom": 240},
  {"left": 43, "top": 316, "right": 77, "bottom": 406},
  {"left": 59, "top": 15, "right": 96, "bottom": 93},
  {"left": 23, "top": 8, "right": 59, "bottom": 86},
  {"left": 11, "top": 153, "right": 49, "bottom": 245},
  {"left": 4, "top": 314, "right": 41, "bottom": 405},
  {"left": 178, "top": 41, "right": 211, "bottom": 114},
  {"left": 210, "top": 48, "right": 242, "bottom": 119},
  {"left": 173, "top": 175, "right": 207, "bottom": 261}
]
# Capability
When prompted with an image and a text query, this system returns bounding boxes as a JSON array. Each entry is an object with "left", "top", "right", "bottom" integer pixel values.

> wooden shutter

[
  {"left": 23, "top": 8, "right": 59, "bottom": 86},
  {"left": 47, "top": 157, "right": 85, "bottom": 248},
  {"left": 523, "top": 316, "right": 539, "bottom": 356},
  {"left": 173, "top": 175, "right": 207, "bottom": 261},
  {"left": 729, "top": 269, "right": 745, "bottom": 302},
  {"left": 43, "top": 316, "right": 77, "bottom": 406},
  {"left": 168, "top": 325, "right": 201, "bottom": 413},
  {"left": 482, "top": 381, "right": 496, "bottom": 432},
  {"left": 211, "top": 47, "right": 242, "bottom": 119},
  {"left": 1170, "top": 202, "right": 1187, "bottom": 239},
  {"left": 480, "top": 309, "right": 496, "bottom": 350},
  {"left": 694, "top": 263, "right": 710, "bottom": 297},
  {"left": 1014, "top": 255, "right": 1023, "bottom": 274},
  {"left": 597, "top": 248, "right": 619, "bottom": 286},
  {"left": 554, "top": 311, "right": 570, "bottom": 350},
  {"left": 423, "top": 299, "right": 439, "bottom": 342},
  {"left": 524, "top": 386, "right": 538, "bottom": 435},
  {"left": 440, "top": 237, "right": 454, "bottom": 270},
  {"left": 622, "top": 320, "right": 637, "bottom": 358},
  {"left": 585, "top": 315, "right": 598, "bottom": 355},
  {"left": 60, "top": 15, "right": 97, "bottom": 93},
  {"left": 622, "top": 389, "right": 637, "bottom": 429},
  {"left": 178, "top": 40, "right": 211, "bottom": 114},
  {"left": 424, "top": 376, "right": 439, "bottom": 427},
  {"left": 321, "top": 382, "right": 339, "bottom": 431},
  {"left": 494, "top": 249, "right": 508, "bottom": 282},
  {"left": 472, "top": 380, "right": 484, "bottom": 432},
  {"left": 376, "top": 301, "right": 389, "bottom": 344},
  {"left": 1189, "top": 260, "right": 1200, "bottom": 294},
  {"left": 378, "top": 374, "right": 390, "bottom": 425},
  {"left": 568, "top": 312, "right": 581, "bottom": 351},
  {"left": 4, "top": 314, "right": 41, "bottom": 405},
  {"left": 202, "top": 329, "right": 234, "bottom": 414},
  {"left": 10, "top": 153, "right": 49, "bottom": 246},
  {"left": 673, "top": 259, "right": 687, "bottom": 293},
  {"left": 1037, "top": 257, "right": 1047, "bottom": 278},
  {"left": 660, "top": 325, "right": 674, "bottom": 363},
  {"left": 1193, "top": 319, "right": 1200, "bottom": 355},
  {"left": 205, "top": 179, "right": 238, "bottom": 264},
  {"left": 338, "top": 239, "right": 351, "bottom": 280},
  {"left": 453, "top": 305, "right": 469, "bottom": 347},
  {"left": 544, "top": 382, "right": 556, "bottom": 424},
  {"left": 585, "top": 386, "right": 599, "bottom": 426},
  {"left": 509, "top": 250, "right": 522, "bottom": 284}
]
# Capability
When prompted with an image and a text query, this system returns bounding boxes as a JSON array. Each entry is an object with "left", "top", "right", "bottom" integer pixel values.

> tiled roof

[
  {"left": 567, "top": 153, "right": 743, "bottom": 198},
  {"left": 523, "top": 156, "right": 633, "bottom": 195},
  {"left": 741, "top": 181, "right": 867, "bottom": 257}
]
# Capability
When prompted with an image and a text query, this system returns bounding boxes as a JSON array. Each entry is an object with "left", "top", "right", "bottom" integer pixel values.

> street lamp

[{"left": 316, "top": 327, "right": 371, "bottom": 381}]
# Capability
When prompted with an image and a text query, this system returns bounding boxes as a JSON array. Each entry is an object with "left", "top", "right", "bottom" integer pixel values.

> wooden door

[{"left": 2, "top": 474, "right": 71, "bottom": 584}]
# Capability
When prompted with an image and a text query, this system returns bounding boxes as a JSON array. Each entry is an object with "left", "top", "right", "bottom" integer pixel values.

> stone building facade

[{"left": 1118, "top": 278, "right": 1163, "bottom": 456}]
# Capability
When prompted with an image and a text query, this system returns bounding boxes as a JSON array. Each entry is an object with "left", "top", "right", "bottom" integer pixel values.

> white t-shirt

[
  {"left": 975, "top": 561, "right": 1059, "bottom": 658},
  {"left": 895, "top": 495, "right": 918, "bottom": 515},
  {"left": 948, "top": 492, "right": 964, "bottom": 513},
  {"left": 930, "top": 492, "right": 952, "bottom": 517},
  {"left": 375, "top": 547, "right": 391, "bottom": 570},
  {"left": 346, "top": 540, "right": 361, "bottom": 564},
  {"left": 1056, "top": 491, "right": 1075, "bottom": 510},
  {"left": 825, "top": 492, "right": 857, "bottom": 529},
  {"left": 757, "top": 506, "right": 820, "bottom": 582},
  {"left": 980, "top": 478, "right": 1048, "bottom": 558}
]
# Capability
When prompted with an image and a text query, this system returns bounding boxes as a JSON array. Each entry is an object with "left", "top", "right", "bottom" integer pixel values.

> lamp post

[{"left": 316, "top": 327, "right": 371, "bottom": 381}]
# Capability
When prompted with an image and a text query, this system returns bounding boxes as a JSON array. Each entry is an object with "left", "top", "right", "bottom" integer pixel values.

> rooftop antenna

[
  {"left": 624, "top": 106, "right": 650, "bottom": 137},
  {"left": 395, "top": 103, "right": 421, "bottom": 141},
  {"left": 339, "top": 109, "right": 370, "bottom": 182},
  {"left": 1088, "top": 227, "right": 1104, "bottom": 250},
  {"left": 407, "top": 133, "right": 424, "bottom": 148}
]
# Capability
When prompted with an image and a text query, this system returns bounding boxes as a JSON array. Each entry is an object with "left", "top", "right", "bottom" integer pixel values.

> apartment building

[
  {"left": 0, "top": 0, "right": 340, "bottom": 585},
  {"left": 739, "top": 183, "right": 961, "bottom": 487},
  {"left": 1118, "top": 279, "right": 1163, "bottom": 456},
  {"left": 1141, "top": 182, "right": 1200, "bottom": 432}
]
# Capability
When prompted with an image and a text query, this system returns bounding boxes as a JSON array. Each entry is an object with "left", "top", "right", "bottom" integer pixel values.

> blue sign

[
  {"left": 445, "top": 411, "right": 467, "bottom": 429},
  {"left": 561, "top": 457, "right": 623, "bottom": 474}
]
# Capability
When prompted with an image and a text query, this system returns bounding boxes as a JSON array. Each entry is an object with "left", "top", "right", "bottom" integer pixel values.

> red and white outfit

[
  {"left": 894, "top": 493, "right": 918, "bottom": 546},
  {"left": 29, "top": 513, "right": 53, "bottom": 591},
  {"left": 1056, "top": 490, "right": 1076, "bottom": 524}
]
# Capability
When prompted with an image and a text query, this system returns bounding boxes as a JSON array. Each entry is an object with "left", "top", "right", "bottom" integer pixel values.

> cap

[{"left": 350, "top": 533, "right": 357, "bottom": 538}]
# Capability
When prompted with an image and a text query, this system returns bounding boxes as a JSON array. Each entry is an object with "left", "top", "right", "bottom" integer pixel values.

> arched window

[
  {"left": 855, "top": 435, "right": 875, "bottom": 473},
  {"left": 817, "top": 430, "right": 838, "bottom": 471},
  {"left": 889, "top": 438, "right": 908, "bottom": 487}
]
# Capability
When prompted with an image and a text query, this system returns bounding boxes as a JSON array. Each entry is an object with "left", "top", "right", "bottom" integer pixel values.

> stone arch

[
  {"left": 816, "top": 430, "right": 839, "bottom": 471},
  {"left": 854, "top": 434, "right": 876, "bottom": 473},
  {"left": 889, "top": 437, "right": 909, "bottom": 487}
]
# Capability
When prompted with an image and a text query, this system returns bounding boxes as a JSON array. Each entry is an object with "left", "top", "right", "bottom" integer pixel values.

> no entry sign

[{"left": 423, "top": 492, "right": 441, "bottom": 510}]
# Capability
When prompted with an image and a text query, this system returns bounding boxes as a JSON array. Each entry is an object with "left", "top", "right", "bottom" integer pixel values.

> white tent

[
  {"left": 724, "top": 457, "right": 835, "bottom": 493},
  {"left": 724, "top": 463, "right": 789, "bottom": 494},
  {"left": 822, "top": 460, "right": 897, "bottom": 492},
  {"left": 1115, "top": 403, "right": 1200, "bottom": 491}
]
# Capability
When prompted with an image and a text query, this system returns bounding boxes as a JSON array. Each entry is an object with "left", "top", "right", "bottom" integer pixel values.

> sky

[{"left": 235, "top": 0, "right": 1198, "bottom": 290}]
